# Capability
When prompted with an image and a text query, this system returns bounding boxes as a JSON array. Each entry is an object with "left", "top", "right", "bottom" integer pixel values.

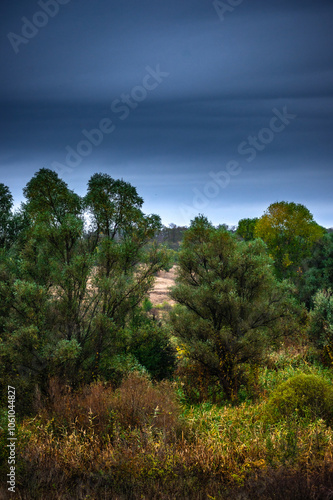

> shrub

[
  {"left": 264, "top": 373, "right": 333, "bottom": 424},
  {"left": 175, "top": 360, "right": 224, "bottom": 404},
  {"left": 142, "top": 297, "right": 153, "bottom": 312},
  {"left": 45, "top": 376, "right": 114, "bottom": 436},
  {"left": 44, "top": 372, "right": 182, "bottom": 441},
  {"left": 128, "top": 318, "right": 177, "bottom": 381},
  {"left": 111, "top": 372, "right": 181, "bottom": 436}
]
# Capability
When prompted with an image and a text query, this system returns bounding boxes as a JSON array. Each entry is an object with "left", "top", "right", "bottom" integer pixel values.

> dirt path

[{"left": 149, "top": 265, "right": 177, "bottom": 306}]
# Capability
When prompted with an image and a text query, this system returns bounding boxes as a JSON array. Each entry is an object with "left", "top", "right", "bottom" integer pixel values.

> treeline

[
  {"left": 0, "top": 169, "right": 333, "bottom": 412},
  {"left": 154, "top": 223, "right": 238, "bottom": 250},
  {"left": 154, "top": 223, "right": 188, "bottom": 250}
]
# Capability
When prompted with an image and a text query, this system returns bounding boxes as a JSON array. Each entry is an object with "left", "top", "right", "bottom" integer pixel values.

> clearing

[{"left": 149, "top": 265, "right": 177, "bottom": 306}]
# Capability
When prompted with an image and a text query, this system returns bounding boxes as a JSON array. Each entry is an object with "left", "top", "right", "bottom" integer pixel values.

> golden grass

[{"left": 6, "top": 369, "right": 333, "bottom": 499}]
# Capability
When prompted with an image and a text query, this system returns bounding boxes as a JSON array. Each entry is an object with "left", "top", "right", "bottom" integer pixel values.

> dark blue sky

[{"left": 1, "top": 0, "right": 332, "bottom": 227}]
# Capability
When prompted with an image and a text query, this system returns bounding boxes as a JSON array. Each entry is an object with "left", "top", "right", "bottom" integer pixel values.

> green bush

[
  {"left": 264, "top": 373, "right": 333, "bottom": 424},
  {"left": 141, "top": 297, "right": 153, "bottom": 312},
  {"left": 129, "top": 319, "right": 176, "bottom": 381}
]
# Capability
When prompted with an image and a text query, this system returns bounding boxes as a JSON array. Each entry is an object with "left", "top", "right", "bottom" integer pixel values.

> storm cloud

[{"left": 1, "top": 0, "right": 332, "bottom": 226}]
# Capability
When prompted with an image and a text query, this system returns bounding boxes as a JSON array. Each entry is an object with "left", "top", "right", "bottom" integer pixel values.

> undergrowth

[{"left": 1, "top": 347, "right": 333, "bottom": 499}]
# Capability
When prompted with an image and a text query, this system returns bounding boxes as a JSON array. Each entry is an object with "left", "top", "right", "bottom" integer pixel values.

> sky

[{"left": 1, "top": 0, "right": 332, "bottom": 227}]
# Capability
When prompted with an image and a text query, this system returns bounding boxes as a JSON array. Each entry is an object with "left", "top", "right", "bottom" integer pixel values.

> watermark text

[{"left": 7, "top": 386, "right": 16, "bottom": 493}]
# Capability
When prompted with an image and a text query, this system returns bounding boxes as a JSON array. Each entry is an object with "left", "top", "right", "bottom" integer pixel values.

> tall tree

[
  {"left": 23, "top": 169, "right": 91, "bottom": 343},
  {"left": 84, "top": 173, "right": 171, "bottom": 375},
  {"left": 254, "top": 202, "right": 324, "bottom": 279},
  {"left": 0, "top": 169, "right": 92, "bottom": 399},
  {"left": 170, "top": 215, "right": 296, "bottom": 399},
  {"left": 0, "top": 170, "right": 172, "bottom": 405}
]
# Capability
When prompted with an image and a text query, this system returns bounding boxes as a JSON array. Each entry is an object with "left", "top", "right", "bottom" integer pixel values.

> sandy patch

[{"left": 149, "top": 265, "right": 177, "bottom": 306}]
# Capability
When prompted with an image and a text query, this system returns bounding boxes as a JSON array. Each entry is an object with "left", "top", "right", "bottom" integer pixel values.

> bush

[
  {"left": 175, "top": 360, "right": 224, "bottom": 404},
  {"left": 44, "top": 372, "right": 182, "bottom": 441},
  {"left": 264, "top": 373, "right": 333, "bottom": 424},
  {"left": 128, "top": 318, "right": 177, "bottom": 381},
  {"left": 112, "top": 372, "right": 181, "bottom": 435}
]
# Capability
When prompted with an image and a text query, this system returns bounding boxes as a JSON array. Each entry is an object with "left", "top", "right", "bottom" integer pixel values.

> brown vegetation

[{"left": 3, "top": 366, "right": 333, "bottom": 499}]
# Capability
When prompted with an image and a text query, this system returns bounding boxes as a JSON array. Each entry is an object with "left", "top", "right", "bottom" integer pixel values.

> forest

[{"left": 1, "top": 168, "right": 333, "bottom": 499}]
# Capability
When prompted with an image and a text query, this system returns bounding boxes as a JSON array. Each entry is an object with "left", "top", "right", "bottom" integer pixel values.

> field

[{"left": 149, "top": 265, "right": 177, "bottom": 306}]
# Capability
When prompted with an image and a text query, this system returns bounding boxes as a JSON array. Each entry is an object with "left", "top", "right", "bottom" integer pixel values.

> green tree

[
  {"left": 84, "top": 173, "right": 171, "bottom": 377},
  {"left": 0, "top": 169, "right": 91, "bottom": 405},
  {"left": 297, "top": 232, "right": 333, "bottom": 308},
  {"left": 23, "top": 169, "right": 92, "bottom": 343},
  {"left": 254, "top": 202, "right": 324, "bottom": 279},
  {"left": 127, "top": 312, "right": 176, "bottom": 381},
  {"left": 170, "top": 215, "right": 296, "bottom": 399},
  {"left": 0, "top": 170, "right": 172, "bottom": 408},
  {"left": 236, "top": 217, "right": 258, "bottom": 241}
]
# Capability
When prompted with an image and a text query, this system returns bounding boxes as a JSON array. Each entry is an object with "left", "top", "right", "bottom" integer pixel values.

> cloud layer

[{"left": 1, "top": 0, "right": 332, "bottom": 226}]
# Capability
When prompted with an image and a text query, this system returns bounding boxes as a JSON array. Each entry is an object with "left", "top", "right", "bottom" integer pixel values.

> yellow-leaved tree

[{"left": 254, "top": 201, "right": 324, "bottom": 279}]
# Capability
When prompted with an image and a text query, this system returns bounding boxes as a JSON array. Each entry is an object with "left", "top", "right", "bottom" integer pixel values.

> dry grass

[
  {"left": 149, "top": 265, "right": 177, "bottom": 307},
  {"left": 6, "top": 368, "right": 333, "bottom": 499},
  {"left": 42, "top": 373, "right": 182, "bottom": 440}
]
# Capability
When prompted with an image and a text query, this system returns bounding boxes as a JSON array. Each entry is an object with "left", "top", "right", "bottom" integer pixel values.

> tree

[
  {"left": 22, "top": 169, "right": 91, "bottom": 343},
  {"left": 297, "top": 232, "right": 333, "bottom": 308},
  {"left": 85, "top": 173, "right": 145, "bottom": 241},
  {"left": 254, "top": 202, "right": 324, "bottom": 279},
  {"left": 153, "top": 224, "right": 187, "bottom": 251},
  {"left": 84, "top": 173, "right": 171, "bottom": 376},
  {"left": 0, "top": 170, "right": 91, "bottom": 406},
  {"left": 0, "top": 185, "right": 30, "bottom": 251},
  {"left": 236, "top": 218, "right": 258, "bottom": 241},
  {"left": 127, "top": 312, "right": 176, "bottom": 381},
  {"left": 170, "top": 215, "right": 296, "bottom": 399},
  {"left": 0, "top": 170, "right": 172, "bottom": 409}
]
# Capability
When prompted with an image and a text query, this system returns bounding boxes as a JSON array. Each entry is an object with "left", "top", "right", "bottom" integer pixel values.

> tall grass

[{"left": 2, "top": 359, "right": 333, "bottom": 499}]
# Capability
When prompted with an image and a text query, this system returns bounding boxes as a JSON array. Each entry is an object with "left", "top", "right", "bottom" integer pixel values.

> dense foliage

[
  {"left": 264, "top": 373, "right": 333, "bottom": 424},
  {"left": 297, "top": 233, "right": 333, "bottom": 308},
  {"left": 254, "top": 201, "right": 324, "bottom": 279},
  {"left": 0, "top": 170, "right": 174, "bottom": 412},
  {"left": 236, "top": 217, "right": 258, "bottom": 241},
  {"left": 170, "top": 215, "right": 298, "bottom": 398}
]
